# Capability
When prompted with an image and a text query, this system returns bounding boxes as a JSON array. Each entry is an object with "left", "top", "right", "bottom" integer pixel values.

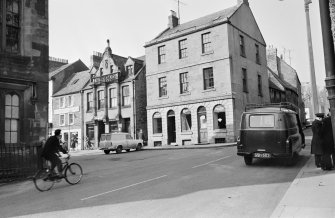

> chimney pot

[{"left": 168, "top": 10, "right": 179, "bottom": 28}]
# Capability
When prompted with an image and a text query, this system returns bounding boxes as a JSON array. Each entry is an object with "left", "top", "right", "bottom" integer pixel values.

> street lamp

[{"left": 304, "top": 0, "right": 319, "bottom": 119}]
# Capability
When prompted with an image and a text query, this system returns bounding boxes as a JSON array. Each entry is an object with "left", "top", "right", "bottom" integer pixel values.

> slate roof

[
  {"left": 268, "top": 67, "right": 297, "bottom": 93},
  {"left": 49, "top": 59, "right": 87, "bottom": 79},
  {"left": 53, "top": 69, "right": 91, "bottom": 97},
  {"left": 146, "top": 5, "right": 239, "bottom": 46}
]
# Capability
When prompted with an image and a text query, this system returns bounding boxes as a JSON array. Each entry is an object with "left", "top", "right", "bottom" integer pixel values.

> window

[
  {"left": 87, "top": 93, "right": 93, "bottom": 111},
  {"left": 122, "top": 86, "right": 130, "bottom": 106},
  {"left": 242, "top": 68, "right": 248, "bottom": 93},
  {"left": 109, "top": 88, "right": 117, "bottom": 108},
  {"left": 203, "top": 67, "right": 214, "bottom": 90},
  {"left": 0, "top": 0, "right": 20, "bottom": 53},
  {"left": 60, "top": 97, "right": 65, "bottom": 108},
  {"left": 213, "top": 105, "right": 226, "bottom": 129},
  {"left": 249, "top": 115, "right": 275, "bottom": 128},
  {"left": 126, "top": 65, "right": 133, "bottom": 75},
  {"left": 109, "top": 121, "right": 118, "bottom": 132},
  {"left": 258, "top": 74, "right": 263, "bottom": 96},
  {"left": 181, "top": 108, "right": 192, "bottom": 132},
  {"left": 240, "top": 35, "right": 246, "bottom": 57},
  {"left": 255, "top": 44, "right": 260, "bottom": 64},
  {"left": 159, "top": 77, "right": 167, "bottom": 97},
  {"left": 153, "top": 112, "right": 162, "bottom": 134},
  {"left": 98, "top": 90, "right": 105, "bottom": 109},
  {"left": 158, "top": 45, "right": 166, "bottom": 64},
  {"left": 69, "top": 113, "right": 74, "bottom": 125},
  {"left": 201, "top": 32, "right": 211, "bottom": 53},
  {"left": 5, "top": 94, "right": 19, "bottom": 144},
  {"left": 179, "top": 72, "right": 188, "bottom": 94},
  {"left": 179, "top": 39, "right": 187, "bottom": 59},
  {"left": 68, "top": 95, "right": 73, "bottom": 107},
  {"left": 60, "top": 114, "right": 65, "bottom": 126}
]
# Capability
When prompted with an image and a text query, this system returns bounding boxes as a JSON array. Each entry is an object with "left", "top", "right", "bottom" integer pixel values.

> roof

[
  {"left": 145, "top": 5, "right": 240, "bottom": 46},
  {"left": 53, "top": 69, "right": 91, "bottom": 97},
  {"left": 268, "top": 67, "right": 297, "bottom": 93},
  {"left": 49, "top": 59, "right": 88, "bottom": 79}
]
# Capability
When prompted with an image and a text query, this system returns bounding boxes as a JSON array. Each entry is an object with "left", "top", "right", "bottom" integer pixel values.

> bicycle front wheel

[
  {"left": 33, "top": 169, "right": 55, "bottom": 192},
  {"left": 64, "top": 163, "right": 83, "bottom": 185}
]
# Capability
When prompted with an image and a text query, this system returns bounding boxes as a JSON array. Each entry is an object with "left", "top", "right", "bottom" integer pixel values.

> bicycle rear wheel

[
  {"left": 33, "top": 169, "right": 55, "bottom": 192},
  {"left": 64, "top": 163, "right": 83, "bottom": 185}
]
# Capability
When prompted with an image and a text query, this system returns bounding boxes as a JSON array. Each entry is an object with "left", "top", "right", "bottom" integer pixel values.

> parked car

[
  {"left": 99, "top": 132, "right": 143, "bottom": 154},
  {"left": 237, "top": 103, "right": 305, "bottom": 166}
]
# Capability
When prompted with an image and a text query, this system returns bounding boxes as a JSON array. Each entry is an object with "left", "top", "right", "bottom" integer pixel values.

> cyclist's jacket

[{"left": 42, "top": 135, "right": 67, "bottom": 157}]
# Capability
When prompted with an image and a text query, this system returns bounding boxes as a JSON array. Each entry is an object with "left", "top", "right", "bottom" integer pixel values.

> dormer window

[{"left": 126, "top": 65, "right": 133, "bottom": 75}]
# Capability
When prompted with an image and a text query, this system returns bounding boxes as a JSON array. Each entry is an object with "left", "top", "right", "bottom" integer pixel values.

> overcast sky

[{"left": 49, "top": 0, "right": 325, "bottom": 86}]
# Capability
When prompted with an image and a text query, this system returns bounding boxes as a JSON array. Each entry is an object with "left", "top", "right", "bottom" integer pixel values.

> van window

[
  {"left": 286, "top": 114, "right": 298, "bottom": 128},
  {"left": 249, "top": 115, "right": 275, "bottom": 128},
  {"left": 106, "top": 134, "right": 111, "bottom": 140},
  {"left": 100, "top": 135, "right": 106, "bottom": 141}
]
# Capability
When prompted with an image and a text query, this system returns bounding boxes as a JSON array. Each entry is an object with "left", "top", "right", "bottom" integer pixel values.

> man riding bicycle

[{"left": 41, "top": 129, "right": 69, "bottom": 178}]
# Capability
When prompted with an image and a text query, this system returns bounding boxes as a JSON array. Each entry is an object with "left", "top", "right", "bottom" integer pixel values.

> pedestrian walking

[{"left": 311, "top": 113, "right": 324, "bottom": 168}]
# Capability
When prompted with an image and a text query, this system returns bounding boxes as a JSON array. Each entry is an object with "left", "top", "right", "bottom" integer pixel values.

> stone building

[
  {"left": 52, "top": 69, "right": 91, "bottom": 150},
  {"left": 144, "top": 0, "right": 270, "bottom": 147},
  {"left": 48, "top": 59, "right": 88, "bottom": 136},
  {"left": 0, "top": 0, "right": 49, "bottom": 145},
  {"left": 81, "top": 45, "right": 147, "bottom": 147},
  {"left": 267, "top": 47, "right": 305, "bottom": 122}
]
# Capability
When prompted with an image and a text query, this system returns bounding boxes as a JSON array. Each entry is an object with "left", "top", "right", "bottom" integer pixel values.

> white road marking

[
  {"left": 192, "top": 156, "right": 232, "bottom": 169},
  {"left": 81, "top": 175, "right": 168, "bottom": 201}
]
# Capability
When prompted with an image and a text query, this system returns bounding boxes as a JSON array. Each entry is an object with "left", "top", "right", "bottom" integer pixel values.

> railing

[
  {"left": 0, "top": 144, "right": 42, "bottom": 183},
  {"left": 245, "top": 102, "right": 299, "bottom": 112}
]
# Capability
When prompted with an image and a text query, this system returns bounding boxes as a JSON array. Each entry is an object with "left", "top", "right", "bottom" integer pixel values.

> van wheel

[
  {"left": 116, "top": 146, "right": 122, "bottom": 154},
  {"left": 244, "top": 156, "right": 253, "bottom": 165},
  {"left": 104, "top": 150, "right": 110, "bottom": 155},
  {"left": 126, "top": 149, "right": 130, "bottom": 152}
]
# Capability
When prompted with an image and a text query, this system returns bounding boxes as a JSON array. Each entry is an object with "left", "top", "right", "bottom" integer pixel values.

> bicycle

[{"left": 33, "top": 154, "right": 83, "bottom": 192}]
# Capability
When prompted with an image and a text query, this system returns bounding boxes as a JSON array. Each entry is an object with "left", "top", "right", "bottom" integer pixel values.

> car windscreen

[{"left": 249, "top": 114, "right": 275, "bottom": 128}]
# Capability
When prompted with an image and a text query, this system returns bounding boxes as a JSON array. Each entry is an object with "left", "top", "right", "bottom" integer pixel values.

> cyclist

[{"left": 41, "top": 129, "right": 69, "bottom": 178}]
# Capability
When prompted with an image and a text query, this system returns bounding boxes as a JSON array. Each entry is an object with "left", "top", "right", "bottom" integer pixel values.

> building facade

[
  {"left": 0, "top": 0, "right": 49, "bottom": 146},
  {"left": 82, "top": 45, "right": 147, "bottom": 147},
  {"left": 267, "top": 47, "right": 305, "bottom": 122},
  {"left": 48, "top": 59, "right": 88, "bottom": 136},
  {"left": 144, "top": 1, "right": 270, "bottom": 147}
]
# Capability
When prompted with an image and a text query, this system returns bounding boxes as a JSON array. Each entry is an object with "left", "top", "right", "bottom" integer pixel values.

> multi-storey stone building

[
  {"left": 0, "top": 0, "right": 49, "bottom": 145},
  {"left": 267, "top": 47, "right": 305, "bottom": 122},
  {"left": 52, "top": 69, "right": 91, "bottom": 150},
  {"left": 144, "top": 0, "right": 270, "bottom": 147},
  {"left": 82, "top": 44, "right": 147, "bottom": 147},
  {"left": 48, "top": 59, "right": 88, "bottom": 136}
]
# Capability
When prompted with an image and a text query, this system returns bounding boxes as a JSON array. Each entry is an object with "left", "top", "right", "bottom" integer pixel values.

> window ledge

[
  {"left": 159, "top": 96, "right": 169, "bottom": 100},
  {"left": 122, "top": 105, "right": 131, "bottom": 108},
  {"left": 214, "top": 129, "right": 227, "bottom": 133},
  {"left": 201, "top": 51, "right": 214, "bottom": 56},
  {"left": 202, "top": 88, "right": 216, "bottom": 93},
  {"left": 180, "top": 92, "right": 191, "bottom": 96},
  {"left": 181, "top": 131, "right": 193, "bottom": 135},
  {"left": 153, "top": 133, "right": 163, "bottom": 137}
]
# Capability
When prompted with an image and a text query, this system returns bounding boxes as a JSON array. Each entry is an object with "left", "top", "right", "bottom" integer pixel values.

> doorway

[
  {"left": 197, "top": 106, "right": 208, "bottom": 143},
  {"left": 167, "top": 110, "right": 176, "bottom": 144}
]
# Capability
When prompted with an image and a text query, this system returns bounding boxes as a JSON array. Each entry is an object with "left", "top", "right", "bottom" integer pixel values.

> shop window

[
  {"left": 154, "top": 141, "right": 162, "bottom": 147},
  {"left": 213, "top": 105, "right": 226, "bottom": 129},
  {"left": 181, "top": 108, "right": 192, "bottom": 131},
  {"left": 153, "top": 112, "right": 162, "bottom": 134}
]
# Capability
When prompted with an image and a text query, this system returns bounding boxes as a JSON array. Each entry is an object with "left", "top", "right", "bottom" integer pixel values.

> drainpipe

[
  {"left": 133, "top": 79, "right": 137, "bottom": 139},
  {"left": 319, "top": 0, "right": 335, "bottom": 144},
  {"left": 80, "top": 90, "right": 85, "bottom": 150}
]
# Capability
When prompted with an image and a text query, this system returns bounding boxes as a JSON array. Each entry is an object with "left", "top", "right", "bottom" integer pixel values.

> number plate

[{"left": 254, "top": 153, "right": 271, "bottom": 158}]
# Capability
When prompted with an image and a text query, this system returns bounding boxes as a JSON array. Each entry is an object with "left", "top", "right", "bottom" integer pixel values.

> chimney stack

[
  {"left": 168, "top": 10, "right": 179, "bottom": 29},
  {"left": 237, "top": 0, "right": 249, "bottom": 6}
]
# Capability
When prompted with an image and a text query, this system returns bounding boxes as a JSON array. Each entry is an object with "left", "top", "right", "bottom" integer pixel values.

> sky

[{"left": 49, "top": 0, "right": 326, "bottom": 87}]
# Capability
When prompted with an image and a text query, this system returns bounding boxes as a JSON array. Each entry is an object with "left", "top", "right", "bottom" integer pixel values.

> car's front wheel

[
  {"left": 104, "top": 150, "right": 110, "bottom": 155},
  {"left": 116, "top": 145, "right": 123, "bottom": 154},
  {"left": 136, "top": 143, "right": 142, "bottom": 151}
]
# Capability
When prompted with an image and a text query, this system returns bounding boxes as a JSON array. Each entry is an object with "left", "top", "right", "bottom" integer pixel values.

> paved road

[{"left": 1, "top": 130, "right": 312, "bottom": 218}]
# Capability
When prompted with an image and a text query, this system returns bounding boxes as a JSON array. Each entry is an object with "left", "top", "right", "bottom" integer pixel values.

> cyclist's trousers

[{"left": 44, "top": 154, "right": 62, "bottom": 173}]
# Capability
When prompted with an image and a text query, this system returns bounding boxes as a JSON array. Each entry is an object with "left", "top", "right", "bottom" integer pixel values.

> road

[{"left": 0, "top": 128, "right": 312, "bottom": 218}]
